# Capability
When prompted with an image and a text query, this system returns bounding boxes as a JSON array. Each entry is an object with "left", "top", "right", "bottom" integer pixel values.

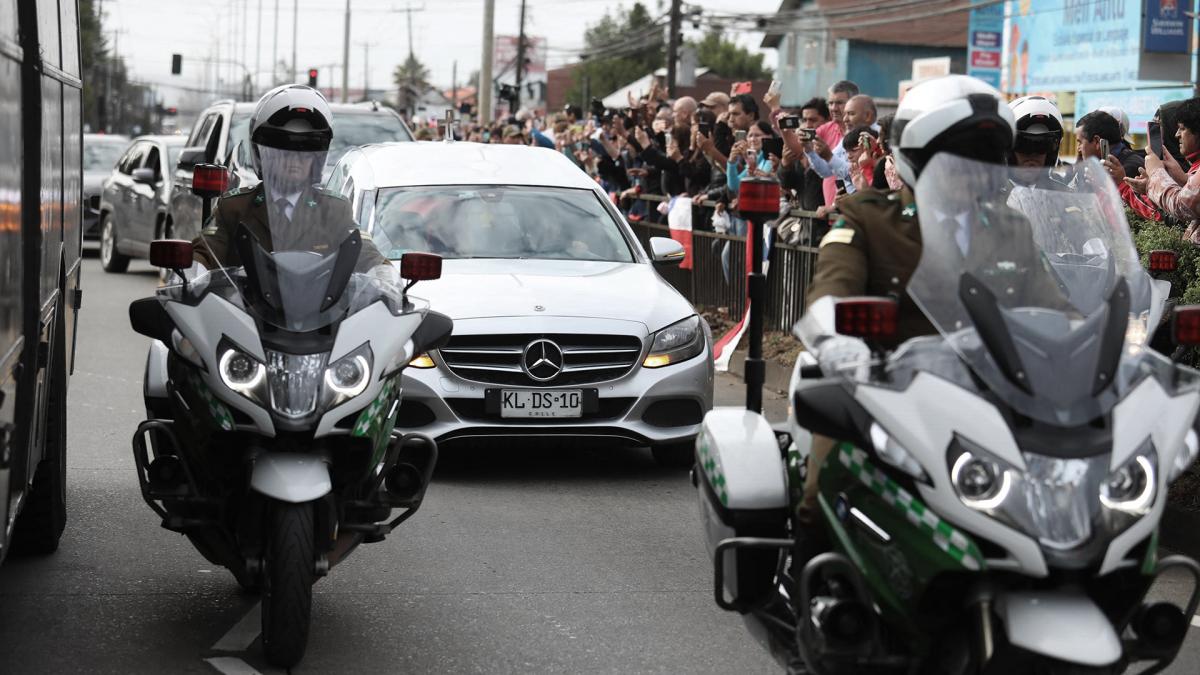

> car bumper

[
  {"left": 83, "top": 203, "right": 101, "bottom": 240},
  {"left": 397, "top": 347, "right": 714, "bottom": 447}
]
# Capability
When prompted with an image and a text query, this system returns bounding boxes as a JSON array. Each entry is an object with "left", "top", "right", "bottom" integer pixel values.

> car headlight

[
  {"left": 408, "top": 353, "right": 436, "bottom": 369},
  {"left": 644, "top": 315, "right": 704, "bottom": 368},
  {"left": 948, "top": 439, "right": 1157, "bottom": 551},
  {"left": 323, "top": 344, "right": 374, "bottom": 408},
  {"left": 869, "top": 423, "right": 928, "bottom": 481}
]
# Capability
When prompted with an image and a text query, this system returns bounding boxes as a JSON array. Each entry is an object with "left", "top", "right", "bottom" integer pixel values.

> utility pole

[
  {"left": 272, "top": 0, "right": 279, "bottom": 85},
  {"left": 514, "top": 0, "right": 526, "bottom": 111},
  {"left": 480, "top": 0, "right": 494, "bottom": 124},
  {"left": 292, "top": 0, "right": 298, "bottom": 83},
  {"left": 341, "top": 0, "right": 351, "bottom": 101},
  {"left": 359, "top": 42, "right": 374, "bottom": 101},
  {"left": 667, "top": 0, "right": 682, "bottom": 97},
  {"left": 255, "top": 0, "right": 262, "bottom": 93},
  {"left": 451, "top": 59, "right": 457, "bottom": 112}
]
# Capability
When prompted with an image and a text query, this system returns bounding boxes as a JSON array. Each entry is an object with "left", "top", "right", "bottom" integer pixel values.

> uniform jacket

[{"left": 192, "top": 182, "right": 386, "bottom": 272}]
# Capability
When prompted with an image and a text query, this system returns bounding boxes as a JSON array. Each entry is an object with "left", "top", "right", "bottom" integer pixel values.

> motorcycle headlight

[
  {"left": 1100, "top": 453, "right": 1155, "bottom": 516},
  {"left": 267, "top": 351, "right": 327, "bottom": 419},
  {"left": 220, "top": 348, "right": 265, "bottom": 391},
  {"left": 324, "top": 344, "right": 374, "bottom": 407},
  {"left": 644, "top": 315, "right": 704, "bottom": 368}
]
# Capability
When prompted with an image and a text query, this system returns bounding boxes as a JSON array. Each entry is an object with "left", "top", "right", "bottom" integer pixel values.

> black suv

[{"left": 169, "top": 99, "right": 413, "bottom": 243}]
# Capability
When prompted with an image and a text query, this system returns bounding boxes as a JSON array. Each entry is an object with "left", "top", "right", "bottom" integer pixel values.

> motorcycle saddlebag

[{"left": 695, "top": 407, "right": 789, "bottom": 611}]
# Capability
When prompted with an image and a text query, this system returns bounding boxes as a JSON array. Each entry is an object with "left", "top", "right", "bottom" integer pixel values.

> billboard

[
  {"left": 1075, "top": 86, "right": 1194, "bottom": 134},
  {"left": 968, "top": 1, "right": 1004, "bottom": 88},
  {"left": 1144, "top": 0, "right": 1191, "bottom": 53},
  {"left": 1002, "top": 0, "right": 1142, "bottom": 94}
]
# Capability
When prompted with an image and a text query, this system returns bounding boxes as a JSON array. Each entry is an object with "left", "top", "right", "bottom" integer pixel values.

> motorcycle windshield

[
  {"left": 908, "top": 155, "right": 1155, "bottom": 427},
  {"left": 194, "top": 146, "right": 404, "bottom": 332}
]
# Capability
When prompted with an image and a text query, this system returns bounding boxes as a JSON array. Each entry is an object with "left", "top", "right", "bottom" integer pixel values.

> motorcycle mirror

[
  {"left": 1149, "top": 250, "right": 1178, "bottom": 275},
  {"left": 150, "top": 239, "right": 194, "bottom": 270},
  {"left": 835, "top": 297, "right": 899, "bottom": 344},
  {"left": 1172, "top": 305, "right": 1200, "bottom": 347},
  {"left": 191, "top": 163, "right": 229, "bottom": 199},
  {"left": 400, "top": 252, "right": 443, "bottom": 287}
]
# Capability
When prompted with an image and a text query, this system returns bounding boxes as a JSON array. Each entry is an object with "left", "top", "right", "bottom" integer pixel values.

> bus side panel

[
  {"left": 0, "top": 2, "right": 21, "bottom": 537},
  {"left": 61, "top": 86, "right": 80, "bottom": 375},
  {"left": 40, "top": 77, "right": 62, "bottom": 311}
]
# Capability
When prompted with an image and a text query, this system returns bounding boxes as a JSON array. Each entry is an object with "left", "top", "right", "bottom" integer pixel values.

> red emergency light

[
  {"left": 737, "top": 176, "right": 781, "bottom": 224},
  {"left": 1174, "top": 306, "right": 1200, "bottom": 346},
  {"left": 400, "top": 252, "right": 443, "bottom": 283},
  {"left": 835, "top": 297, "right": 899, "bottom": 344},
  {"left": 1149, "top": 250, "right": 1178, "bottom": 274},
  {"left": 192, "top": 164, "right": 229, "bottom": 199}
]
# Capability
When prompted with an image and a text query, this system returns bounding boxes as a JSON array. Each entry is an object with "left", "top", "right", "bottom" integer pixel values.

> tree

[
  {"left": 565, "top": 2, "right": 664, "bottom": 110},
  {"left": 392, "top": 54, "right": 432, "bottom": 117},
  {"left": 690, "top": 30, "right": 771, "bottom": 81}
]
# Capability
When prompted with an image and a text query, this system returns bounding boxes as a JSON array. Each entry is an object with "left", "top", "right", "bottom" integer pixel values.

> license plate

[{"left": 500, "top": 390, "right": 583, "bottom": 418}]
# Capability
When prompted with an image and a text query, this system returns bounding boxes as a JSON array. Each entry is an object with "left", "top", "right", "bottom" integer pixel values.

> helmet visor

[{"left": 1013, "top": 132, "right": 1060, "bottom": 157}]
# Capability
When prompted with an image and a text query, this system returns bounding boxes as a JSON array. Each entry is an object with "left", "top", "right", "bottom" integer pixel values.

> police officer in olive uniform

[
  {"left": 797, "top": 76, "right": 1066, "bottom": 526},
  {"left": 192, "top": 84, "right": 386, "bottom": 272}
]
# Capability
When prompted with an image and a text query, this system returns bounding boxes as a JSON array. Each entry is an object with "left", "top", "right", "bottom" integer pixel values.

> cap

[
  {"left": 1098, "top": 105, "right": 1131, "bottom": 143},
  {"left": 502, "top": 124, "right": 522, "bottom": 138},
  {"left": 701, "top": 92, "right": 730, "bottom": 109}
]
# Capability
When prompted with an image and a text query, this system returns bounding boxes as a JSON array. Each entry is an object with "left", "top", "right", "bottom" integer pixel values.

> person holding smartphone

[{"left": 1126, "top": 97, "right": 1200, "bottom": 241}]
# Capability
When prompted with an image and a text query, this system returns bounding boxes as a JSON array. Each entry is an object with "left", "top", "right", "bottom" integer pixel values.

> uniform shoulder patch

[{"left": 819, "top": 228, "right": 855, "bottom": 248}]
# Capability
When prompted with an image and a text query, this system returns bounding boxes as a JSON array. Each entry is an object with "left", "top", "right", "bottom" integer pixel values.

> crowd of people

[{"left": 409, "top": 80, "right": 1200, "bottom": 253}]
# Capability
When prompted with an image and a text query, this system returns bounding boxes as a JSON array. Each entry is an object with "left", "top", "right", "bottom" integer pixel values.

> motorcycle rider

[
  {"left": 1007, "top": 95, "right": 1070, "bottom": 189},
  {"left": 192, "top": 84, "right": 387, "bottom": 271},
  {"left": 796, "top": 75, "right": 1066, "bottom": 530}
]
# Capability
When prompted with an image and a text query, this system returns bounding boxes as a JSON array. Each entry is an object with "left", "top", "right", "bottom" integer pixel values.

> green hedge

[{"left": 1128, "top": 208, "right": 1200, "bottom": 305}]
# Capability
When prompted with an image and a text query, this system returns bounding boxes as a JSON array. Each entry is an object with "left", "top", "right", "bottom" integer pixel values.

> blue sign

[
  {"left": 1003, "top": 0, "right": 1143, "bottom": 93},
  {"left": 1145, "top": 0, "right": 1190, "bottom": 53},
  {"left": 968, "top": 2, "right": 1004, "bottom": 88}
]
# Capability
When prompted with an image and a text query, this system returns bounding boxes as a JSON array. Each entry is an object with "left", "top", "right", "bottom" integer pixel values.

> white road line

[
  {"left": 204, "top": 657, "right": 262, "bottom": 675},
  {"left": 211, "top": 603, "right": 262, "bottom": 652},
  {"left": 1192, "top": 613, "right": 1200, "bottom": 629}
]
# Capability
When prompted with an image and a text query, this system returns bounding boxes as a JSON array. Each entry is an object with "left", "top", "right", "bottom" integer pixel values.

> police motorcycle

[
  {"left": 694, "top": 156, "right": 1200, "bottom": 675},
  {"left": 127, "top": 148, "right": 453, "bottom": 667}
]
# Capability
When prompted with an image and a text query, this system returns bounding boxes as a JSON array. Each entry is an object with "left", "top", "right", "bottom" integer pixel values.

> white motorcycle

[
  {"left": 127, "top": 153, "right": 452, "bottom": 667},
  {"left": 695, "top": 156, "right": 1200, "bottom": 674}
]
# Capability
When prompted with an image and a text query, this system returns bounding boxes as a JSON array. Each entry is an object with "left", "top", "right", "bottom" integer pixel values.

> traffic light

[
  {"left": 307, "top": 68, "right": 318, "bottom": 87},
  {"left": 171, "top": 54, "right": 182, "bottom": 75}
]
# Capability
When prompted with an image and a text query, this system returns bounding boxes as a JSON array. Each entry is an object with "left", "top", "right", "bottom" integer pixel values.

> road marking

[
  {"left": 1192, "top": 613, "right": 1200, "bottom": 629},
  {"left": 204, "top": 657, "right": 261, "bottom": 675},
  {"left": 211, "top": 603, "right": 262, "bottom": 652}
]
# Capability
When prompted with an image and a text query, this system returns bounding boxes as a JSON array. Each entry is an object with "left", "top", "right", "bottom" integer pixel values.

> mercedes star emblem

[{"left": 522, "top": 339, "right": 564, "bottom": 382}]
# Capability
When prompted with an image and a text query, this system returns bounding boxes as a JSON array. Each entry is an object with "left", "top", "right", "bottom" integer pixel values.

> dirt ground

[{"left": 700, "top": 305, "right": 806, "bottom": 367}]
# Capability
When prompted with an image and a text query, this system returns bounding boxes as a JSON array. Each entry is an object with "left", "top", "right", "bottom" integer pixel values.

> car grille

[{"left": 439, "top": 334, "right": 644, "bottom": 387}]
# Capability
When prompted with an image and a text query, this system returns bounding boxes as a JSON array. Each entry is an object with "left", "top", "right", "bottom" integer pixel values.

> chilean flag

[
  {"left": 712, "top": 219, "right": 756, "bottom": 372},
  {"left": 666, "top": 196, "right": 694, "bottom": 270}
]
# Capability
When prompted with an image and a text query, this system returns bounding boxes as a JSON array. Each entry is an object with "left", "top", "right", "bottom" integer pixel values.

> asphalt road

[{"left": 0, "top": 256, "right": 1197, "bottom": 674}]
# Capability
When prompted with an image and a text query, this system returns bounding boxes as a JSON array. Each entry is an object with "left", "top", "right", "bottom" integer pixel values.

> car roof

[
  {"left": 84, "top": 133, "right": 129, "bottom": 142},
  {"left": 350, "top": 142, "right": 599, "bottom": 190}
]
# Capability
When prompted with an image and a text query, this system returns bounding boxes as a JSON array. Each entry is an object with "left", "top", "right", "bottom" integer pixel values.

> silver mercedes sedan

[{"left": 327, "top": 142, "right": 714, "bottom": 466}]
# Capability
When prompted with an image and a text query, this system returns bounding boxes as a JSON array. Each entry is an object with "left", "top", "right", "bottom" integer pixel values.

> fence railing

[{"left": 626, "top": 194, "right": 824, "bottom": 333}]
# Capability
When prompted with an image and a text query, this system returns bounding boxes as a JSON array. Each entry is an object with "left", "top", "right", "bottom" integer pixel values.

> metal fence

[{"left": 627, "top": 195, "right": 823, "bottom": 333}]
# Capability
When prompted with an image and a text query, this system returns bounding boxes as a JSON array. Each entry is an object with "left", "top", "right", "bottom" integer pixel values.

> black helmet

[
  {"left": 1008, "top": 95, "right": 1064, "bottom": 167},
  {"left": 248, "top": 84, "right": 333, "bottom": 175}
]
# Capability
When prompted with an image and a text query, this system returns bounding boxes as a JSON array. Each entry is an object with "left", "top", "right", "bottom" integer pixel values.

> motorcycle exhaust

[
  {"left": 384, "top": 463, "right": 423, "bottom": 501},
  {"left": 383, "top": 433, "right": 438, "bottom": 506}
]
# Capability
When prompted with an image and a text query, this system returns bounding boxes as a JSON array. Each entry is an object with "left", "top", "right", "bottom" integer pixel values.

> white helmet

[
  {"left": 891, "top": 75, "right": 1015, "bottom": 187},
  {"left": 248, "top": 84, "right": 333, "bottom": 176},
  {"left": 1009, "top": 95, "right": 1064, "bottom": 166}
]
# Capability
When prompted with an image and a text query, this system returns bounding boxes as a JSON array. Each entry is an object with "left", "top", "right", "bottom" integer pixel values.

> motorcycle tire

[{"left": 260, "top": 500, "right": 315, "bottom": 668}]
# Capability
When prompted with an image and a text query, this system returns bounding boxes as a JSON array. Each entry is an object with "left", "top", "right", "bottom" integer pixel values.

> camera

[
  {"left": 779, "top": 116, "right": 801, "bottom": 130},
  {"left": 698, "top": 122, "right": 713, "bottom": 137}
]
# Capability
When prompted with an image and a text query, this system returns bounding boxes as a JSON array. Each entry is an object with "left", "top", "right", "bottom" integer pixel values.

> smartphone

[
  {"left": 1148, "top": 120, "right": 1163, "bottom": 158},
  {"left": 779, "top": 116, "right": 801, "bottom": 130},
  {"left": 698, "top": 122, "right": 713, "bottom": 137},
  {"left": 799, "top": 128, "right": 816, "bottom": 142},
  {"left": 734, "top": 129, "right": 747, "bottom": 143},
  {"left": 761, "top": 137, "right": 784, "bottom": 158},
  {"left": 733, "top": 81, "right": 753, "bottom": 95},
  {"left": 1099, "top": 138, "right": 1110, "bottom": 160},
  {"left": 835, "top": 179, "right": 848, "bottom": 196},
  {"left": 767, "top": 80, "right": 781, "bottom": 97}
]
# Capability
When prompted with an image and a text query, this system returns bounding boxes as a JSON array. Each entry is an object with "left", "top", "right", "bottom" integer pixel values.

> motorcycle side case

[{"left": 695, "top": 407, "right": 789, "bottom": 610}]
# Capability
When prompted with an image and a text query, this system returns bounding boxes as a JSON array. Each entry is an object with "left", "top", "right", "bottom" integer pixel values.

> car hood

[{"left": 403, "top": 259, "right": 692, "bottom": 330}]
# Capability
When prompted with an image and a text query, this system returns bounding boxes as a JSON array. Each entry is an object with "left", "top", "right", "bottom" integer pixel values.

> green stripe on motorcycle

[
  {"left": 838, "top": 444, "right": 984, "bottom": 571},
  {"left": 697, "top": 435, "right": 729, "bottom": 506}
]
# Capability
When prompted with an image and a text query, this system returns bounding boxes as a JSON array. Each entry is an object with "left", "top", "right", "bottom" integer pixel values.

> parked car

[
  {"left": 96, "top": 135, "right": 186, "bottom": 272},
  {"left": 168, "top": 99, "right": 412, "bottom": 244},
  {"left": 327, "top": 143, "right": 714, "bottom": 466},
  {"left": 83, "top": 133, "right": 129, "bottom": 240}
]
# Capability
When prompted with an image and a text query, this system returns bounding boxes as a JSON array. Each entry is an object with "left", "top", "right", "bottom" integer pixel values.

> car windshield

[
  {"left": 367, "top": 185, "right": 637, "bottom": 262},
  {"left": 230, "top": 110, "right": 411, "bottom": 172},
  {"left": 84, "top": 139, "right": 127, "bottom": 171}
]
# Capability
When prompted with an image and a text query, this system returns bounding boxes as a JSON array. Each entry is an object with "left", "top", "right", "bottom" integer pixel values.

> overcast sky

[{"left": 104, "top": 0, "right": 783, "bottom": 106}]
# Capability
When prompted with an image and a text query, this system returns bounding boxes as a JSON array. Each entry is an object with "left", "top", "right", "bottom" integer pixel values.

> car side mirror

[
  {"left": 176, "top": 147, "right": 206, "bottom": 170},
  {"left": 649, "top": 237, "right": 686, "bottom": 265},
  {"left": 132, "top": 168, "right": 156, "bottom": 184}
]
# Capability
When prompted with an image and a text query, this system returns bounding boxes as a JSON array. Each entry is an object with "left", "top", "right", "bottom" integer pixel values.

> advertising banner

[
  {"left": 1074, "top": 86, "right": 1194, "bottom": 134},
  {"left": 1002, "top": 0, "right": 1142, "bottom": 94},
  {"left": 968, "top": 1, "right": 1004, "bottom": 88},
  {"left": 1144, "top": 0, "right": 1190, "bottom": 53}
]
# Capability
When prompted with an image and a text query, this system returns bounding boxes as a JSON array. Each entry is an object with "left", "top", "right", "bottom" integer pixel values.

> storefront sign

[
  {"left": 968, "top": 1, "right": 1004, "bottom": 89},
  {"left": 1144, "top": 0, "right": 1190, "bottom": 53}
]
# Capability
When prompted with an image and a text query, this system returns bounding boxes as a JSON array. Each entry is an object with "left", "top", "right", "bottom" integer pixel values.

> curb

[
  {"left": 727, "top": 349, "right": 793, "bottom": 395},
  {"left": 1160, "top": 505, "right": 1200, "bottom": 561}
]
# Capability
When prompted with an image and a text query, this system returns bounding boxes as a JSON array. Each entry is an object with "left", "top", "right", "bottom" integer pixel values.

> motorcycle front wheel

[{"left": 260, "top": 500, "right": 315, "bottom": 668}]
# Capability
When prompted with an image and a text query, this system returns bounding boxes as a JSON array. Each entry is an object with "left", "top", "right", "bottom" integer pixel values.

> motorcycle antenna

[{"left": 736, "top": 176, "right": 781, "bottom": 413}]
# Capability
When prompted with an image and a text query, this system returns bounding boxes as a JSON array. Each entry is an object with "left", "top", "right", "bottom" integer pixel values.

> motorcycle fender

[
  {"left": 250, "top": 452, "right": 332, "bottom": 503},
  {"left": 995, "top": 590, "right": 1122, "bottom": 667}
]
